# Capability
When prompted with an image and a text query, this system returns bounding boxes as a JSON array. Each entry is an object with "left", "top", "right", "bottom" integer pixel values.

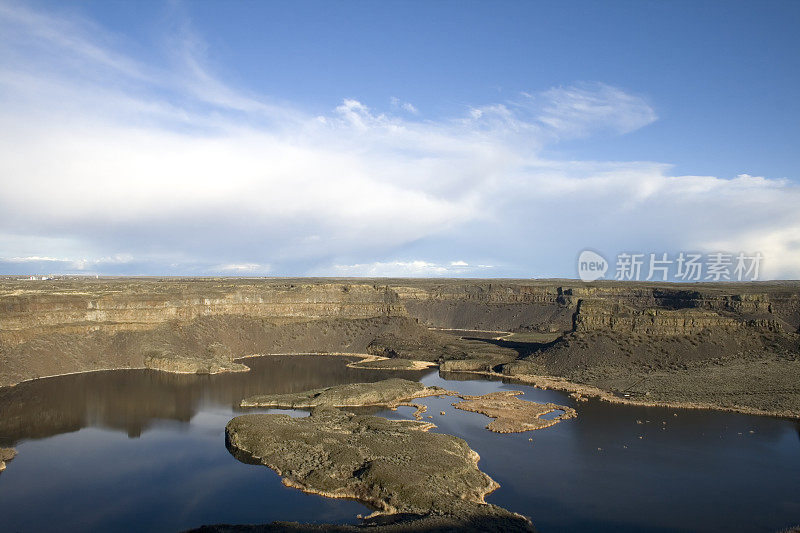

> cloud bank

[{"left": 0, "top": 2, "right": 798, "bottom": 278}]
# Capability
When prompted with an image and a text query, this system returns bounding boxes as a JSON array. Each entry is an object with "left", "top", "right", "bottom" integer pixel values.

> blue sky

[{"left": 1, "top": 0, "right": 799, "bottom": 278}]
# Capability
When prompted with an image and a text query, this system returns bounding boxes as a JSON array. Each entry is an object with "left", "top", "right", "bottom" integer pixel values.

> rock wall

[
  {"left": 571, "top": 298, "right": 783, "bottom": 336},
  {"left": 394, "top": 282, "right": 574, "bottom": 332},
  {"left": 561, "top": 284, "right": 799, "bottom": 326},
  {"left": 0, "top": 281, "right": 406, "bottom": 346},
  {"left": 393, "top": 281, "right": 799, "bottom": 334},
  {"left": 1, "top": 278, "right": 798, "bottom": 387}
]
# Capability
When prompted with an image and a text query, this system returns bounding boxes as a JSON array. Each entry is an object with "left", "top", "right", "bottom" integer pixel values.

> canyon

[{"left": 1, "top": 277, "right": 798, "bottom": 417}]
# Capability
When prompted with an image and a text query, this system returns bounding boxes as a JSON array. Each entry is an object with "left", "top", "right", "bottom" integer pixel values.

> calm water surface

[{"left": 0, "top": 355, "right": 798, "bottom": 532}]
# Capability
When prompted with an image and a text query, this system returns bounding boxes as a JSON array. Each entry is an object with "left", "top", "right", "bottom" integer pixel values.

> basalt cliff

[{"left": 1, "top": 278, "right": 798, "bottom": 416}]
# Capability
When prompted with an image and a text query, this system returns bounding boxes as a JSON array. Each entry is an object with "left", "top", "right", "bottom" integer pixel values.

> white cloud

[
  {"left": 0, "top": 3, "right": 798, "bottom": 279},
  {"left": 330, "top": 260, "right": 492, "bottom": 277},
  {"left": 6, "top": 256, "right": 69, "bottom": 263},
  {"left": 390, "top": 96, "right": 418, "bottom": 114},
  {"left": 0, "top": 253, "right": 135, "bottom": 274},
  {"left": 532, "top": 83, "right": 657, "bottom": 138},
  {"left": 700, "top": 226, "right": 800, "bottom": 280},
  {"left": 217, "top": 263, "right": 269, "bottom": 273}
]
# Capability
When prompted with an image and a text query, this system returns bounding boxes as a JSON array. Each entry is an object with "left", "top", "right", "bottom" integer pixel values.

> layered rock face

[
  {"left": 395, "top": 281, "right": 799, "bottom": 335},
  {"left": 0, "top": 281, "right": 405, "bottom": 345},
  {"left": 0, "top": 313, "right": 438, "bottom": 387},
  {"left": 572, "top": 298, "right": 782, "bottom": 336},
  {"left": 5, "top": 279, "right": 796, "bottom": 346}
]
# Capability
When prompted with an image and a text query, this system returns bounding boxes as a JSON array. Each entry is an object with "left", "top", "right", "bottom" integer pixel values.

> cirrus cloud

[{"left": 0, "top": 1, "right": 797, "bottom": 279}]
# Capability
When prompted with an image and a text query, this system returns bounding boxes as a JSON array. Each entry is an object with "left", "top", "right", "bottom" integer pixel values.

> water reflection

[{"left": 0, "top": 355, "right": 427, "bottom": 446}]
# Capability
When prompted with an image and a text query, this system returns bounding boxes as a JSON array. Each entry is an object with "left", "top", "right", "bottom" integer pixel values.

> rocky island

[
  {"left": 222, "top": 376, "right": 576, "bottom": 531},
  {"left": 144, "top": 351, "right": 250, "bottom": 375},
  {"left": 223, "top": 408, "right": 534, "bottom": 532},
  {"left": 240, "top": 378, "right": 453, "bottom": 409},
  {"left": 452, "top": 390, "right": 577, "bottom": 433},
  {"left": 240, "top": 378, "right": 575, "bottom": 432}
]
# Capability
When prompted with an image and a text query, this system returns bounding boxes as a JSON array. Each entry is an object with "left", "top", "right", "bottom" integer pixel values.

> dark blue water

[
  {"left": 0, "top": 356, "right": 798, "bottom": 532},
  {"left": 396, "top": 372, "right": 800, "bottom": 533}
]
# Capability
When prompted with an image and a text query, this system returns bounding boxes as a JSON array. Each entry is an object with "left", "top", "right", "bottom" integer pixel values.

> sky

[{"left": 1, "top": 0, "right": 799, "bottom": 279}]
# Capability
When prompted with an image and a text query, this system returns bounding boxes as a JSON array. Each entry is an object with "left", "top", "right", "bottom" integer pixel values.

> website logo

[{"left": 577, "top": 250, "right": 608, "bottom": 281}]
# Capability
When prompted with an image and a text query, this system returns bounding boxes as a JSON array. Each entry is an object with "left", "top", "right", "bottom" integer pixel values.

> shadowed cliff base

[{"left": 1, "top": 278, "right": 798, "bottom": 417}]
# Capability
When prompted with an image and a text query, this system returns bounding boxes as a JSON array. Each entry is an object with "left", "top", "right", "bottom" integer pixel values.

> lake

[{"left": 0, "top": 355, "right": 798, "bottom": 532}]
